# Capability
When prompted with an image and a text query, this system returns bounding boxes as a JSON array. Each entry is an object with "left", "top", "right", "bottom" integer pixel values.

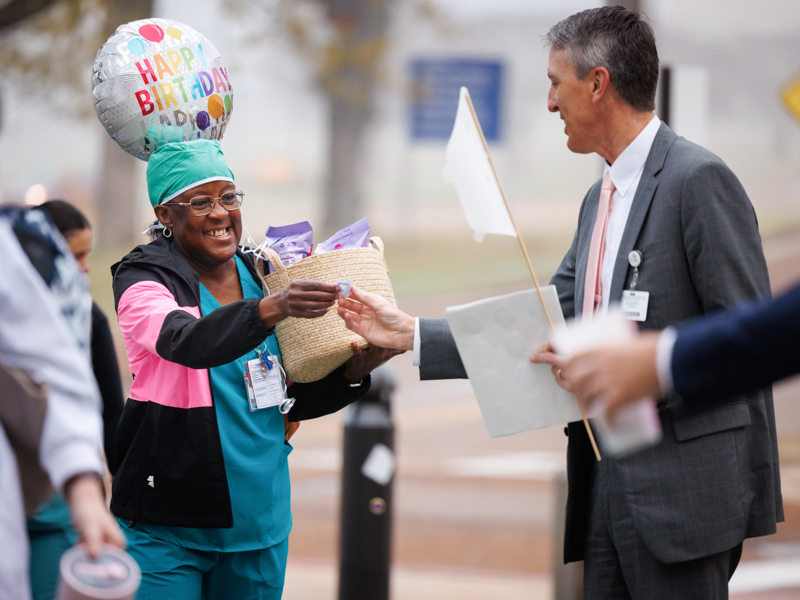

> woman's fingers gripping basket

[{"left": 255, "top": 237, "right": 397, "bottom": 383}]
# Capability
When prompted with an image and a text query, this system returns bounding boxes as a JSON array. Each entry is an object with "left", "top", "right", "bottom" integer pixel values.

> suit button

[{"left": 564, "top": 426, "right": 569, "bottom": 437}]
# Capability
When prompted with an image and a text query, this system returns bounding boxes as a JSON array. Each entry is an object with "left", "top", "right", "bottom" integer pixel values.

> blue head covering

[{"left": 146, "top": 140, "right": 234, "bottom": 207}]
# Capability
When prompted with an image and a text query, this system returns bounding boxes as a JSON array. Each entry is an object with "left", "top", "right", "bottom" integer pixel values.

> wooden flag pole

[{"left": 464, "top": 91, "right": 601, "bottom": 462}]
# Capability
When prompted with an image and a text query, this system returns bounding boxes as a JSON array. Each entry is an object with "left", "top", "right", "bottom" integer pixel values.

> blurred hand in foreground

[
  {"left": 530, "top": 332, "right": 662, "bottom": 425},
  {"left": 343, "top": 341, "right": 405, "bottom": 383},
  {"left": 64, "top": 474, "right": 126, "bottom": 558},
  {"left": 337, "top": 286, "right": 415, "bottom": 351}
]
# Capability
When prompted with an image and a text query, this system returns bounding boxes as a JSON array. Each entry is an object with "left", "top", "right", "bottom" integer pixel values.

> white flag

[{"left": 443, "top": 87, "right": 516, "bottom": 242}]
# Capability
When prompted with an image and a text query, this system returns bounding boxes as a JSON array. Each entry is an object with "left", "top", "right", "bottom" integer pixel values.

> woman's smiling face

[{"left": 155, "top": 179, "right": 242, "bottom": 270}]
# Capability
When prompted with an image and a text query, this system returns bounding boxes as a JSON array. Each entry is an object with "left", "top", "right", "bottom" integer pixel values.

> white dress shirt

[
  {"left": 656, "top": 327, "right": 678, "bottom": 395},
  {"left": 598, "top": 114, "right": 661, "bottom": 314}
]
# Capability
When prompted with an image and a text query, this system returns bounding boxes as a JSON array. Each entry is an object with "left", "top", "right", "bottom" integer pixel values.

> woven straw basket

[{"left": 256, "top": 237, "right": 396, "bottom": 383}]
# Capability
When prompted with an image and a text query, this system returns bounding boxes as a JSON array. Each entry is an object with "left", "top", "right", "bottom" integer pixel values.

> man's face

[{"left": 547, "top": 48, "right": 598, "bottom": 154}]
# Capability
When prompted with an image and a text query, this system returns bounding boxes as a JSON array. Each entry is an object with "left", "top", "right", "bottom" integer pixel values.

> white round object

[
  {"left": 628, "top": 250, "right": 643, "bottom": 268},
  {"left": 92, "top": 19, "right": 233, "bottom": 161},
  {"left": 57, "top": 544, "right": 140, "bottom": 600}
]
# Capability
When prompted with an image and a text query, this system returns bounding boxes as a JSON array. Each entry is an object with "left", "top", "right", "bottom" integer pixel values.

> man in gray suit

[{"left": 338, "top": 6, "right": 782, "bottom": 599}]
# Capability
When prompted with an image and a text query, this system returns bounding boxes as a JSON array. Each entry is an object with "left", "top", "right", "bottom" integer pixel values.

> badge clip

[{"left": 628, "top": 250, "right": 643, "bottom": 290}]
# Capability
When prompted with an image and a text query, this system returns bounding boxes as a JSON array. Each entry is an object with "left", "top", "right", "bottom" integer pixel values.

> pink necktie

[{"left": 582, "top": 173, "right": 615, "bottom": 321}]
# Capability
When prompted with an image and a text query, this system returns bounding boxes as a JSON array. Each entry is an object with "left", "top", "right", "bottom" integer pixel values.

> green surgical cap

[{"left": 146, "top": 140, "right": 234, "bottom": 207}]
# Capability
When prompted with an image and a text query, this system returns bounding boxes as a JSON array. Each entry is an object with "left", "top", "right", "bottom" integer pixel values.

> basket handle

[
  {"left": 370, "top": 237, "right": 385, "bottom": 255},
  {"left": 255, "top": 245, "right": 290, "bottom": 294}
]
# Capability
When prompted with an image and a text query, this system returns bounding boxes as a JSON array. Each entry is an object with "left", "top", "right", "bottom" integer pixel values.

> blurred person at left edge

[
  {"left": 36, "top": 200, "right": 125, "bottom": 471},
  {"left": 21, "top": 200, "right": 125, "bottom": 600},
  {"left": 0, "top": 205, "right": 124, "bottom": 600},
  {"left": 110, "top": 139, "right": 396, "bottom": 599}
]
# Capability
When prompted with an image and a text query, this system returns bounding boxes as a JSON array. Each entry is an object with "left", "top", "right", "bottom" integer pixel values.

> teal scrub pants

[
  {"left": 28, "top": 526, "right": 78, "bottom": 600},
  {"left": 122, "top": 523, "right": 288, "bottom": 600}
]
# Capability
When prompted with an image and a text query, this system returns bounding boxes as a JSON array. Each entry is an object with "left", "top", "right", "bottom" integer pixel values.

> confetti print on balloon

[
  {"left": 127, "top": 38, "right": 147, "bottom": 55},
  {"left": 138, "top": 24, "right": 164, "bottom": 43},
  {"left": 166, "top": 27, "right": 182, "bottom": 39},
  {"left": 207, "top": 94, "right": 224, "bottom": 119},
  {"left": 196, "top": 111, "right": 210, "bottom": 130},
  {"left": 224, "top": 95, "right": 232, "bottom": 114}
]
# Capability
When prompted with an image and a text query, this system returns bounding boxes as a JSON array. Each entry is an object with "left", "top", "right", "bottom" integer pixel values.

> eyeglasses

[{"left": 166, "top": 190, "right": 245, "bottom": 216}]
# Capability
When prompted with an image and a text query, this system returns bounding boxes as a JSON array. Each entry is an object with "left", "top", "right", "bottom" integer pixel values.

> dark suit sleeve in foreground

[
  {"left": 418, "top": 317, "right": 468, "bottom": 380},
  {"left": 673, "top": 282, "right": 800, "bottom": 407}
]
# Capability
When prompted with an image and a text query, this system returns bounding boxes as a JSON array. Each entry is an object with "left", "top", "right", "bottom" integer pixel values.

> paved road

[{"left": 284, "top": 231, "right": 800, "bottom": 599}]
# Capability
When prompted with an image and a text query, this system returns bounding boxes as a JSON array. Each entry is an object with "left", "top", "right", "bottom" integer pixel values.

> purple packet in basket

[
  {"left": 265, "top": 221, "right": 314, "bottom": 273},
  {"left": 313, "top": 218, "right": 370, "bottom": 255}
]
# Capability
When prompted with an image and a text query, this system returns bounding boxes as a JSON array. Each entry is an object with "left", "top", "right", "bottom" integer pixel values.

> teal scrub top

[{"left": 137, "top": 256, "right": 292, "bottom": 551}]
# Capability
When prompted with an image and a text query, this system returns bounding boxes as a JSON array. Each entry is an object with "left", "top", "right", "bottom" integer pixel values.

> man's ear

[
  {"left": 153, "top": 205, "right": 172, "bottom": 227},
  {"left": 590, "top": 66, "right": 612, "bottom": 103}
]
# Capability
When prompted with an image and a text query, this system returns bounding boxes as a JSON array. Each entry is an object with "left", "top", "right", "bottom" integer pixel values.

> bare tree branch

[{"left": 0, "top": 0, "right": 57, "bottom": 32}]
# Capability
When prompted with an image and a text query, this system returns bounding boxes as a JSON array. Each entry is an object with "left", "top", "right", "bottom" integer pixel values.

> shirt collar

[{"left": 603, "top": 115, "right": 661, "bottom": 196}]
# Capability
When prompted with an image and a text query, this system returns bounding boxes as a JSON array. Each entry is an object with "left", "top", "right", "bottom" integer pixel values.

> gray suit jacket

[{"left": 418, "top": 123, "right": 783, "bottom": 565}]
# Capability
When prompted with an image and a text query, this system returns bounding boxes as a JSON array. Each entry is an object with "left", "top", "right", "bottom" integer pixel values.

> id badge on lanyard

[
  {"left": 623, "top": 250, "right": 649, "bottom": 322},
  {"left": 243, "top": 344, "right": 295, "bottom": 414}
]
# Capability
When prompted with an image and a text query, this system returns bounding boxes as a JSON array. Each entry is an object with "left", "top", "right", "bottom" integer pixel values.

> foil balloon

[{"left": 92, "top": 19, "right": 233, "bottom": 161}]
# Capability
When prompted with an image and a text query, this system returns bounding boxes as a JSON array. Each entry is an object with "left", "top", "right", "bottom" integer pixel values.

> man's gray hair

[{"left": 546, "top": 6, "right": 659, "bottom": 112}]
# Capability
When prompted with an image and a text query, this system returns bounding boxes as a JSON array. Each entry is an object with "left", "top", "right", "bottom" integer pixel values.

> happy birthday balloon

[{"left": 92, "top": 19, "right": 233, "bottom": 161}]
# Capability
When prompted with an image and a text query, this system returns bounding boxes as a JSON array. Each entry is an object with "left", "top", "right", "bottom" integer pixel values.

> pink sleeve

[{"left": 117, "top": 281, "right": 201, "bottom": 355}]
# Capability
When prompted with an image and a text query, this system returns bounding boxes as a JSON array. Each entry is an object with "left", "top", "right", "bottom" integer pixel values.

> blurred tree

[
  {"left": 228, "top": 0, "right": 444, "bottom": 232},
  {"left": 0, "top": 0, "right": 151, "bottom": 247},
  {"left": 228, "top": 0, "right": 394, "bottom": 231},
  {"left": 95, "top": 0, "right": 152, "bottom": 248},
  {"left": 0, "top": 0, "right": 108, "bottom": 118},
  {"left": 0, "top": 1, "right": 57, "bottom": 31},
  {"left": 321, "top": 0, "right": 391, "bottom": 231}
]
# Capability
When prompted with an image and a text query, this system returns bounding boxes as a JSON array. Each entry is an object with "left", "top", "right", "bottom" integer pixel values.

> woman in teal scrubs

[{"left": 110, "top": 140, "right": 393, "bottom": 598}]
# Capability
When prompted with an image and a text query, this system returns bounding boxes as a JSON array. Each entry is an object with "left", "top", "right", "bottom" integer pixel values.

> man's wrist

[
  {"left": 399, "top": 314, "right": 415, "bottom": 351},
  {"left": 412, "top": 318, "right": 421, "bottom": 365},
  {"left": 655, "top": 327, "right": 678, "bottom": 396},
  {"left": 63, "top": 471, "right": 104, "bottom": 502}
]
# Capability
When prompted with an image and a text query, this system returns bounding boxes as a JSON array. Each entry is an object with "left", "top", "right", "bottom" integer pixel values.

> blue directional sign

[{"left": 409, "top": 59, "right": 504, "bottom": 142}]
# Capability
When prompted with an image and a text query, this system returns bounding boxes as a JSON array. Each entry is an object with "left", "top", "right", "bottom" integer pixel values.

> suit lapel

[{"left": 608, "top": 123, "right": 677, "bottom": 304}]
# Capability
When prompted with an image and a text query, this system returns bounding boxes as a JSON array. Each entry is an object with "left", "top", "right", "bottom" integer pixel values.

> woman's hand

[
  {"left": 64, "top": 473, "right": 126, "bottom": 558},
  {"left": 259, "top": 280, "right": 341, "bottom": 329},
  {"left": 343, "top": 342, "right": 405, "bottom": 384}
]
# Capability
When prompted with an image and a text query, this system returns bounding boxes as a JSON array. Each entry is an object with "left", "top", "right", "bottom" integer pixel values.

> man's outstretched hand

[{"left": 337, "top": 286, "right": 415, "bottom": 351}]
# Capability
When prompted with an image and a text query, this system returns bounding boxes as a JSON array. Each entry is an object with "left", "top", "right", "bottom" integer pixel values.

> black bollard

[{"left": 337, "top": 366, "right": 395, "bottom": 600}]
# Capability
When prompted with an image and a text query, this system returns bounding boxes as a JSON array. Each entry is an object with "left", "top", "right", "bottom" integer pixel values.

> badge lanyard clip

[
  {"left": 255, "top": 343, "right": 274, "bottom": 377},
  {"left": 628, "top": 250, "right": 643, "bottom": 290},
  {"left": 622, "top": 250, "right": 649, "bottom": 323}
]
